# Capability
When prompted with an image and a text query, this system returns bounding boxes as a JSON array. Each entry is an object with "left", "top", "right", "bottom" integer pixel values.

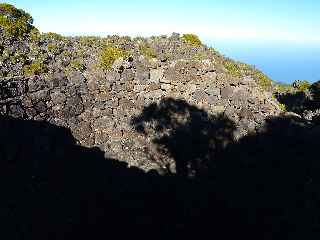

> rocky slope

[
  {"left": 0, "top": 41, "right": 283, "bottom": 173},
  {"left": 0, "top": 3, "right": 300, "bottom": 173},
  {"left": 3, "top": 5, "right": 320, "bottom": 239}
]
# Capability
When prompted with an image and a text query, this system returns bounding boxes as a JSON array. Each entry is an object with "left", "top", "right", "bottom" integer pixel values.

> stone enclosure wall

[{"left": 0, "top": 58, "right": 281, "bottom": 171}]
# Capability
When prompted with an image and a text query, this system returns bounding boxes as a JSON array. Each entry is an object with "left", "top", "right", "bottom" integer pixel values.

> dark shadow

[
  {"left": 276, "top": 80, "right": 320, "bottom": 114},
  {"left": 0, "top": 115, "right": 185, "bottom": 239},
  {"left": 0, "top": 114, "right": 248, "bottom": 239},
  {"left": 276, "top": 91, "right": 308, "bottom": 114},
  {"left": 2, "top": 97, "right": 320, "bottom": 240},
  {"left": 213, "top": 115, "right": 320, "bottom": 239},
  {"left": 310, "top": 81, "right": 320, "bottom": 109},
  {"left": 131, "top": 98, "right": 236, "bottom": 177},
  {"left": 132, "top": 98, "right": 320, "bottom": 239}
]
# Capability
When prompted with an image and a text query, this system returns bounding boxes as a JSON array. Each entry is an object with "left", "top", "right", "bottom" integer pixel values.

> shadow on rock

[
  {"left": 132, "top": 98, "right": 320, "bottom": 239},
  {"left": 213, "top": 115, "right": 320, "bottom": 239},
  {"left": 0, "top": 116, "right": 187, "bottom": 239},
  {"left": 2, "top": 96, "right": 320, "bottom": 240},
  {"left": 131, "top": 98, "right": 236, "bottom": 177},
  {"left": 276, "top": 91, "right": 309, "bottom": 113},
  {"left": 276, "top": 80, "right": 320, "bottom": 114}
]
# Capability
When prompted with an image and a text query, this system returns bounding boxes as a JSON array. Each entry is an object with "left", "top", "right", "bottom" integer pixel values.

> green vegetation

[
  {"left": 139, "top": 43, "right": 157, "bottom": 59},
  {"left": 29, "top": 28, "right": 40, "bottom": 42},
  {"left": 273, "top": 80, "right": 313, "bottom": 113},
  {"left": 223, "top": 59, "right": 242, "bottom": 77},
  {"left": 42, "top": 32, "right": 65, "bottom": 41},
  {"left": 100, "top": 46, "right": 130, "bottom": 70},
  {"left": 222, "top": 58, "right": 273, "bottom": 90},
  {"left": 47, "top": 43, "right": 62, "bottom": 55},
  {"left": 0, "top": 3, "right": 34, "bottom": 38},
  {"left": 11, "top": 51, "right": 27, "bottom": 64},
  {"left": 193, "top": 52, "right": 208, "bottom": 61},
  {"left": 274, "top": 82, "right": 292, "bottom": 93},
  {"left": 274, "top": 80, "right": 311, "bottom": 95},
  {"left": 69, "top": 59, "right": 86, "bottom": 71},
  {"left": 182, "top": 34, "right": 202, "bottom": 47},
  {"left": 278, "top": 103, "right": 287, "bottom": 112},
  {"left": 254, "top": 69, "right": 273, "bottom": 91},
  {"left": 23, "top": 61, "right": 48, "bottom": 76},
  {"left": 293, "top": 80, "right": 311, "bottom": 92},
  {"left": 0, "top": 4, "right": 281, "bottom": 96}
]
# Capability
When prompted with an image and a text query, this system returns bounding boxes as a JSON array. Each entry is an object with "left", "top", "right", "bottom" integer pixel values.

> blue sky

[{"left": 4, "top": 0, "right": 320, "bottom": 43}]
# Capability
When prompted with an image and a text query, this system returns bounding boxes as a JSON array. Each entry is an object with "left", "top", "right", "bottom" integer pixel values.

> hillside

[
  {"left": 1, "top": 3, "right": 320, "bottom": 239},
  {"left": 0, "top": 4, "right": 287, "bottom": 171}
]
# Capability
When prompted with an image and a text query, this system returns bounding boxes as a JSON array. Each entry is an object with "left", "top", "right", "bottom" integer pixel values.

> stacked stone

[{"left": 0, "top": 57, "right": 281, "bottom": 171}]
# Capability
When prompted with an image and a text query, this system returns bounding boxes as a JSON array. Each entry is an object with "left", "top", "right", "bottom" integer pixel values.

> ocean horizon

[{"left": 206, "top": 40, "right": 320, "bottom": 84}]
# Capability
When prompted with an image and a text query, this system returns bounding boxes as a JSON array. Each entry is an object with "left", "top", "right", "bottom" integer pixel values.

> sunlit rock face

[
  {"left": 0, "top": 11, "right": 283, "bottom": 172},
  {"left": 0, "top": 54, "right": 281, "bottom": 172}
]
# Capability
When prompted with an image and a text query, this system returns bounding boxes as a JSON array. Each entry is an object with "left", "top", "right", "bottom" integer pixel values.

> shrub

[
  {"left": 274, "top": 82, "right": 293, "bottom": 93},
  {"left": 29, "top": 28, "right": 40, "bottom": 42},
  {"left": 100, "top": 46, "right": 130, "bottom": 70},
  {"left": 0, "top": 3, "right": 34, "bottom": 37},
  {"left": 47, "top": 43, "right": 62, "bottom": 55},
  {"left": 69, "top": 60, "right": 85, "bottom": 71},
  {"left": 48, "top": 43, "right": 57, "bottom": 52},
  {"left": 12, "top": 51, "right": 27, "bottom": 64},
  {"left": 279, "top": 103, "right": 287, "bottom": 112},
  {"left": 182, "top": 34, "right": 202, "bottom": 47},
  {"left": 139, "top": 44, "right": 156, "bottom": 59},
  {"left": 254, "top": 70, "right": 273, "bottom": 91},
  {"left": 223, "top": 58, "right": 273, "bottom": 90},
  {"left": 292, "top": 80, "right": 311, "bottom": 92},
  {"left": 223, "top": 59, "right": 241, "bottom": 77},
  {"left": 42, "top": 32, "right": 65, "bottom": 41},
  {"left": 23, "top": 61, "right": 48, "bottom": 76}
]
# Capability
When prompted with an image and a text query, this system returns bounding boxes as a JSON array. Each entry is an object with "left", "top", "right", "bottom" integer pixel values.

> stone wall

[{"left": 0, "top": 58, "right": 281, "bottom": 171}]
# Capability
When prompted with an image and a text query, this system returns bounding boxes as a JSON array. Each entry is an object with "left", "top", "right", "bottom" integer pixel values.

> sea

[{"left": 206, "top": 40, "right": 320, "bottom": 84}]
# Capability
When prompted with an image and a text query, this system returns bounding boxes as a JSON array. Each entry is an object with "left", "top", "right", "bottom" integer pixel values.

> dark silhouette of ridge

[{"left": 1, "top": 98, "right": 320, "bottom": 240}]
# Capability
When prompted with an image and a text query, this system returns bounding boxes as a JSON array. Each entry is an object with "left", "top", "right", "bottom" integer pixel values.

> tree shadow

[
  {"left": 2, "top": 96, "right": 320, "bottom": 239},
  {"left": 0, "top": 113, "right": 248, "bottom": 240},
  {"left": 131, "top": 98, "right": 236, "bottom": 177},
  {"left": 132, "top": 98, "right": 320, "bottom": 239},
  {"left": 0, "top": 115, "right": 184, "bottom": 239},
  {"left": 213, "top": 115, "right": 320, "bottom": 239}
]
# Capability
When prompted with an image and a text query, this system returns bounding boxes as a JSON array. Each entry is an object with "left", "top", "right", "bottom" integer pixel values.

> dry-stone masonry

[{"left": 0, "top": 58, "right": 281, "bottom": 172}]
